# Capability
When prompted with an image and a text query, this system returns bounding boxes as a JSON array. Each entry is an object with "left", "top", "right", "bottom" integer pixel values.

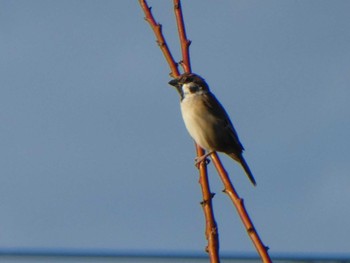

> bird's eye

[{"left": 189, "top": 85, "right": 200, "bottom": 93}]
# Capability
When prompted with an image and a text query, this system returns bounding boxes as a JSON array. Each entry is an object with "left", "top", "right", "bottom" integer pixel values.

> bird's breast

[{"left": 180, "top": 95, "right": 216, "bottom": 150}]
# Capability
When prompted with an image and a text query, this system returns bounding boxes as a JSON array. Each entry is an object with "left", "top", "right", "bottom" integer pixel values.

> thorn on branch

[
  {"left": 169, "top": 70, "right": 179, "bottom": 78},
  {"left": 187, "top": 40, "right": 192, "bottom": 46},
  {"left": 200, "top": 193, "right": 215, "bottom": 206},
  {"left": 247, "top": 227, "right": 255, "bottom": 233},
  {"left": 156, "top": 40, "right": 166, "bottom": 47},
  {"left": 211, "top": 226, "right": 218, "bottom": 235},
  {"left": 155, "top": 23, "right": 162, "bottom": 34},
  {"left": 240, "top": 198, "right": 244, "bottom": 206},
  {"left": 174, "top": 1, "right": 181, "bottom": 9}
]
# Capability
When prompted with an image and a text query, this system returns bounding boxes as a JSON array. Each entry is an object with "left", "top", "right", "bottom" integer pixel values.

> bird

[{"left": 168, "top": 73, "right": 256, "bottom": 186}]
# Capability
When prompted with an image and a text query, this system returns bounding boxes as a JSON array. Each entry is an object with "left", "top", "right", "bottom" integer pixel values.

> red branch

[
  {"left": 139, "top": 1, "right": 220, "bottom": 260},
  {"left": 139, "top": 0, "right": 180, "bottom": 77},
  {"left": 173, "top": 0, "right": 192, "bottom": 73},
  {"left": 138, "top": 1, "right": 271, "bottom": 262},
  {"left": 173, "top": 1, "right": 219, "bottom": 261},
  {"left": 211, "top": 153, "right": 272, "bottom": 263},
  {"left": 196, "top": 145, "right": 220, "bottom": 263}
]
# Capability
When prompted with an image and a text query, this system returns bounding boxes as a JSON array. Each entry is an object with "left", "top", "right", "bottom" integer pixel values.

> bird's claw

[{"left": 194, "top": 154, "right": 211, "bottom": 168}]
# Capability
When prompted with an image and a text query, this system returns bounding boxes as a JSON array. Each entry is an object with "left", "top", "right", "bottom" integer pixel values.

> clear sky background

[{"left": 1, "top": 0, "right": 350, "bottom": 257}]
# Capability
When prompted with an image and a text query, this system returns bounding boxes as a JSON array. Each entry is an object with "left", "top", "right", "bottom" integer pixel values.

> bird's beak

[
  {"left": 168, "top": 78, "right": 183, "bottom": 96},
  {"left": 168, "top": 79, "right": 180, "bottom": 87}
]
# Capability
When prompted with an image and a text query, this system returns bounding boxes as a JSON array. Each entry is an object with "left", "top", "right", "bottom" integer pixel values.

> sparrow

[{"left": 168, "top": 73, "right": 256, "bottom": 186}]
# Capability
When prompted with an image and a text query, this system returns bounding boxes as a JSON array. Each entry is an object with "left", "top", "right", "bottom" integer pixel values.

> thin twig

[
  {"left": 173, "top": 0, "right": 192, "bottom": 73},
  {"left": 173, "top": 1, "right": 220, "bottom": 260},
  {"left": 210, "top": 153, "right": 272, "bottom": 263},
  {"left": 139, "top": 0, "right": 180, "bottom": 77},
  {"left": 196, "top": 145, "right": 220, "bottom": 263}
]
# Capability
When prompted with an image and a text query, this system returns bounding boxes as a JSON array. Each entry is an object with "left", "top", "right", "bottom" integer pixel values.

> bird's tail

[{"left": 228, "top": 153, "right": 257, "bottom": 186}]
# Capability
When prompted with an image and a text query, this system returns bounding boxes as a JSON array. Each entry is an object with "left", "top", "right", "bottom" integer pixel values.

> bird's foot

[{"left": 195, "top": 152, "right": 213, "bottom": 168}]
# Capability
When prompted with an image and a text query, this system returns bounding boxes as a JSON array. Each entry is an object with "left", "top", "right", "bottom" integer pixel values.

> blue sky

[{"left": 1, "top": 0, "right": 350, "bottom": 256}]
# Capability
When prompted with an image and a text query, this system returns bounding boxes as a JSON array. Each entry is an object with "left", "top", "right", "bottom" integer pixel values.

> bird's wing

[{"left": 202, "top": 92, "right": 245, "bottom": 151}]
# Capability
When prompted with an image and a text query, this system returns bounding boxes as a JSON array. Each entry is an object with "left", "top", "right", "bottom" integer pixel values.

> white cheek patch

[
  {"left": 181, "top": 83, "right": 193, "bottom": 95},
  {"left": 182, "top": 83, "right": 207, "bottom": 99}
]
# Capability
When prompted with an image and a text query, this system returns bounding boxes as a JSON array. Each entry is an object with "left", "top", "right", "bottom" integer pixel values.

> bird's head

[{"left": 168, "top": 73, "right": 209, "bottom": 100}]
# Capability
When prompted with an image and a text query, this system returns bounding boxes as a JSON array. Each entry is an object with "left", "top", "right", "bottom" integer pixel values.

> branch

[
  {"left": 139, "top": 1, "right": 219, "bottom": 261},
  {"left": 196, "top": 145, "right": 220, "bottom": 263},
  {"left": 173, "top": 0, "right": 192, "bottom": 73},
  {"left": 210, "top": 153, "right": 272, "bottom": 263},
  {"left": 173, "top": 1, "right": 219, "bottom": 260},
  {"left": 139, "top": 0, "right": 180, "bottom": 77}
]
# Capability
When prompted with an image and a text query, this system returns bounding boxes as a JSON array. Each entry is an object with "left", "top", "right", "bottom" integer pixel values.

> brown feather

[
  {"left": 228, "top": 153, "right": 257, "bottom": 186},
  {"left": 202, "top": 92, "right": 244, "bottom": 153}
]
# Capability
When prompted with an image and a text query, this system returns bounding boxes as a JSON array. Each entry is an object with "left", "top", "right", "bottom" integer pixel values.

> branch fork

[{"left": 138, "top": 1, "right": 272, "bottom": 262}]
